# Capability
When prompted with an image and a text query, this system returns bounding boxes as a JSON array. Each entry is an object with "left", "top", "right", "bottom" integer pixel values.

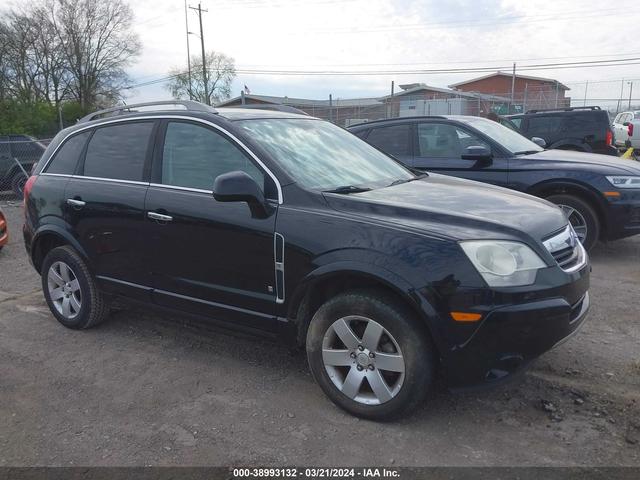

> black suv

[
  {"left": 349, "top": 115, "right": 640, "bottom": 250},
  {"left": 24, "top": 101, "right": 589, "bottom": 419},
  {"left": 0, "top": 134, "right": 46, "bottom": 196},
  {"left": 504, "top": 106, "right": 617, "bottom": 156}
]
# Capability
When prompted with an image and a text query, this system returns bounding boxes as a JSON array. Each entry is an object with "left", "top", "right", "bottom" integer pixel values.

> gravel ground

[{"left": 0, "top": 201, "right": 639, "bottom": 466}]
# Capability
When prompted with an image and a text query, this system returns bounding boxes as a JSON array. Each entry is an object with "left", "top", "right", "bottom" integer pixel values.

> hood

[
  {"left": 523, "top": 149, "right": 640, "bottom": 174},
  {"left": 324, "top": 173, "right": 567, "bottom": 243}
]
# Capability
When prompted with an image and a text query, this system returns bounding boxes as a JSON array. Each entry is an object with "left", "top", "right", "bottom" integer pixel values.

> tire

[
  {"left": 546, "top": 194, "right": 600, "bottom": 251},
  {"left": 306, "top": 289, "right": 434, "bottom": 420},
  {"left": 11, "top": 172, "right": 27, "bottom": 198},
  {"left": 41, "top": 245, "right": 109, "bottom": 329}
]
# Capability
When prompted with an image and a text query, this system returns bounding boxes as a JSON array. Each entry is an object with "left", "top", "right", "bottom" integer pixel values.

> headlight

[
  {"left": 460, "top": 241, "right": 546, "bottom": 287},
  {"left": 606, "top": 176, "right": 640, "bottom": 189}
]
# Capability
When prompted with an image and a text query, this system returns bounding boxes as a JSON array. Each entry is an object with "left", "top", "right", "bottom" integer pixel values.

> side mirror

[
  {"left": 212, "top": 171, "right": 272, "bottom": 217},
  {"left": 461, "top": 145, "right": 492, "bottom": 161},
  {"left": 623, "top": 122, "right": 630, "bottom": 127},
  {"left": 531, "top": 137, "right": 546, "bottom": 148}
]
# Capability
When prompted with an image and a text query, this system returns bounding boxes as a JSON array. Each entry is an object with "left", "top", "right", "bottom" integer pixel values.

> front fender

[{"left": 286, "top": 256, "right": 444, "bottom": 353}]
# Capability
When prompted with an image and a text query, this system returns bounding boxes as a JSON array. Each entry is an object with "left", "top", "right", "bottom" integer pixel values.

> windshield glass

[
  {"left": 465, "top": 117, "right": 543, "bottom": 154},
  {"left": 235, "top": 118, "right": 414, "bottom": 190}
]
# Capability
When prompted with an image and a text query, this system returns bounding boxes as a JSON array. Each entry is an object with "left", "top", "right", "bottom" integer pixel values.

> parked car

[
  {"left": 0, "top": 135, "right": 46, "bottom": 196},
  {"left": 612, "top": 110, "right": 640, "bottom": 150},
  {"left": 504, "top": 106, "right": 617, "bottom": 156},
  {"left": 24, "top": 101, "right": 590, "bottom": 419},
  {"left": 349, "top": 116, "right": 640, "bottom": 250},
  {"left": 0, "top": 208, "right": 7, "bottom": 251}
]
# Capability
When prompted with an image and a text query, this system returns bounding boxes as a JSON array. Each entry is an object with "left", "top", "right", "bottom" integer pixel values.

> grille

[{"left": 543, "top": 225, "right": 586, "bottom": 272}]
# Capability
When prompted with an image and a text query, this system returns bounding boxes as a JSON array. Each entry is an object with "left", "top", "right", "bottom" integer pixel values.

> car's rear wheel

[
  {"left": 306, "top": 289, "right": 434, "bottom": 420},
  {"left": 41, "top": 245, "right": 109, "bottom": 329},
  {"left": 546, "top": 194, "right": 600, "bottom": 251}
]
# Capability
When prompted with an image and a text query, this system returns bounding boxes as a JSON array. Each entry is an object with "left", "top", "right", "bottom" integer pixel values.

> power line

[{"left": 124, "top": 56, "right": 640, "bottom": 90}]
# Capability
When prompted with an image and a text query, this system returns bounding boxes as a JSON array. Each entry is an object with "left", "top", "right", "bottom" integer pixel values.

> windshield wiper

[
  {"left": 513, "top": 150, "right": 541, "bottom": 155},
  {"left": 388, "top": 173, "right": 428, "bottom": 187},
  {"left": 323, "top": 185, "right": 372, "bottom": 194}
]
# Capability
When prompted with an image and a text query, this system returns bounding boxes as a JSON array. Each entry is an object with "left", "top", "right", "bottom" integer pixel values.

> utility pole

[
  {"left": 184, "top": 0, "right": 193, "bottom": 100},
  {"left": 510, "top": 63, "right": 516, "bottom": 113},
  {"left": 583, "top": 81, "right": 588, "bottom": 107},
  {"left": 189, "top": 3, "right": 209, "bottom": 105},
  {"left": 629, "top": 81, "right": 634, "bottom": 109},
  {"left": 617, "top": 78, "right": 624, "bottom": 113}
]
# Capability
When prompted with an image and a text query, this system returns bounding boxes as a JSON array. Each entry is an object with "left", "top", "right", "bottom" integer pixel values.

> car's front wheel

[
  {"left": 306, "top": 289, "right": 434, "bottom": 420},
  {"left": 41, "top": 246, "right": 109, "bottom": 329},
  {"left": 546, "top": 194, "right": 600, "bottom": 251}
]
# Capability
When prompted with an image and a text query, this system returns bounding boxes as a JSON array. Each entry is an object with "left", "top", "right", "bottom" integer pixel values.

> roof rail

[
  {"left": 526, "top": 106, "right": 601, "bottom": 114},
  {"left": 78, "top": 100, "right": 217, "bottom": 123},
  {"left": 229, "top": 104, "right": 310, "bottom": 115}
]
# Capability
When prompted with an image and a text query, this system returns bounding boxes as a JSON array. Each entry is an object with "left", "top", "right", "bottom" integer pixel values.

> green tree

[{"left": 166, "top": 51, "right": 235, "bottom": 106}]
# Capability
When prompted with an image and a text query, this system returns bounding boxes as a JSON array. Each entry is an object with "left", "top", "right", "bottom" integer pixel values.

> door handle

[
  {"left": 147, "top": 211, "right": 173, "bottom": 222},
  {"left": 66, "top": 198, "right": 86, "bottom": 208}
]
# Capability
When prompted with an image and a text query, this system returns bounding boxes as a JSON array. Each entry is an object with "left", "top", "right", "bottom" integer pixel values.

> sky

[{"left": 7, "top": 0, "right": 640, "bottom": 108}]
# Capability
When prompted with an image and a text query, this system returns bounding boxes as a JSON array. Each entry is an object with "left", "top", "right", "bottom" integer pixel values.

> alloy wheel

[
  {"left": 47, "top": 261, "right": 82, "bottom": 319},
  {"left": 322, "top": 315, "right": 405, "bottom": 405},
  {"left": 558, "top": 204, "right": 588, "bottom": 244}
]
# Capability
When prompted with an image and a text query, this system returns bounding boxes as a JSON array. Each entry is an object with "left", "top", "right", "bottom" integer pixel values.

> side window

[
  {"left": 353, "top": 129, "right": 369, "bottom": 140},
  {"left": 83, "top": 122, "right": 154, "bottom": 181},
  {"left": 417, "top": 123, "right": 489, "bottom": 158},
  {"left": 366, "top": 124, "right": 411, "bottom": 157},
  {"left": 45, "top": 131, "right": 91, "bottom": 175},
  {"left": 161, "top": 121, "right": 264, "bottom": 191},
  {"left": 9, "top": 135, "right": 43, "bottom": 158},
  {"left": 0, "top": 137, "right": 9, "bottom": 158},
  {"left": 527, "top": 116, "right": 563, "bottom": 137},
  {"left": 613, "top": 114, "right": 622, "bottom": 124},
  {"left": 509, "top": 117, "right": 522, "bottom": 129}
]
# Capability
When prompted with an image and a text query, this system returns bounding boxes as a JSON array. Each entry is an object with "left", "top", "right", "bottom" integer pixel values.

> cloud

[{"left": 126, "top": 0, "right": 640, "bottom": 108}]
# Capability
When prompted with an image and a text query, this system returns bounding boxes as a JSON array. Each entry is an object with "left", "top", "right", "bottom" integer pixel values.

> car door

[
  {"left": 64, "top": 120, "right": 157, "bottom": 300},
  {"left": 412, "top": 121, "right": 509, "bottom": 187},
  {"left": 144, "top": 119, "right": 279, "bottom": 330}
]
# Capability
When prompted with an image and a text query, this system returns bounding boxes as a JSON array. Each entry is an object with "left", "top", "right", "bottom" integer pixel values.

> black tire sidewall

[
  {"left": 41, "top": 246, "right": 95, "bottom": 329},
  {"left": 547, "top": 194, "right": 599, "bottom": 251},
  {"left": 306, "top": 291, "right": 433, "bottom": 420}
]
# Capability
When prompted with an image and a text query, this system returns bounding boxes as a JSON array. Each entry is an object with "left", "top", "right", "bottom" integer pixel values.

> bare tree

[
  {"left": 166, "top": 51, "right": 235, "bottom": 105},
  {"left": 49, "top": 0, "right": 141, "bottom": 109}
]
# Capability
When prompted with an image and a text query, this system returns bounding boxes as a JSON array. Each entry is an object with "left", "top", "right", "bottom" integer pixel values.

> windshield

[
  {"left": 465, "top": 117, "right": 543, "bottom": 154},
  {"left": 235, "top": 118, "right": 414, "bottom": 190}
]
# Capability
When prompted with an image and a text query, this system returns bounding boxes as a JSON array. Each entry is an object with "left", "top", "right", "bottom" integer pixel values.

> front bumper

[
  {"left": 604, "top": 189, "right": 640, "bottom": 240},
  {"left": 431, "top": 263, "right": 590, "bottom": 389}
]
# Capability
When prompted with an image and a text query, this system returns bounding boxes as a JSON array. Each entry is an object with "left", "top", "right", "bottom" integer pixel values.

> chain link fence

[{"left": 0, "top": 137, "right": 51, "bottom": 204}]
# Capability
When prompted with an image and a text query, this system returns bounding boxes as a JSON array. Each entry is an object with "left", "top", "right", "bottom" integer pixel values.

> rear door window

[
  {"left": 366, "top": 124, "right": 412, "bottom": 157},
  {"left": 83, "top": 122, "right": 154, "bottom": 181},
  {"left": 45, "top": 132, "right": 91, "bottom": 175}
]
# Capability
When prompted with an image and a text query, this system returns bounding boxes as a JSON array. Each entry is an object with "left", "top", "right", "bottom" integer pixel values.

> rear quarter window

[{"left": 44, "top": 131, "right": 91, "bottom": 175}]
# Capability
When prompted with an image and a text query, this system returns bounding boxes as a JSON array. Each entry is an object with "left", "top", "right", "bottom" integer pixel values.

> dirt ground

[{"left": 0, "top": 201, "right": 639, "bottom": 466}]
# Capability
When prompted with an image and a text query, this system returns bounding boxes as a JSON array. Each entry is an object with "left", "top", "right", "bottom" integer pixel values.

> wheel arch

[
  {"left": 527, "top": 179, "right": 607, "bottom": 237},
  {"left": 31, "top": 225, "right": 90, "bottom": 274},
  {"left": 548, "top": 139, "right": 590, "bottom": 152},
  {"left": 286, "top": 262, "right": 442, "bottom": 355}
]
